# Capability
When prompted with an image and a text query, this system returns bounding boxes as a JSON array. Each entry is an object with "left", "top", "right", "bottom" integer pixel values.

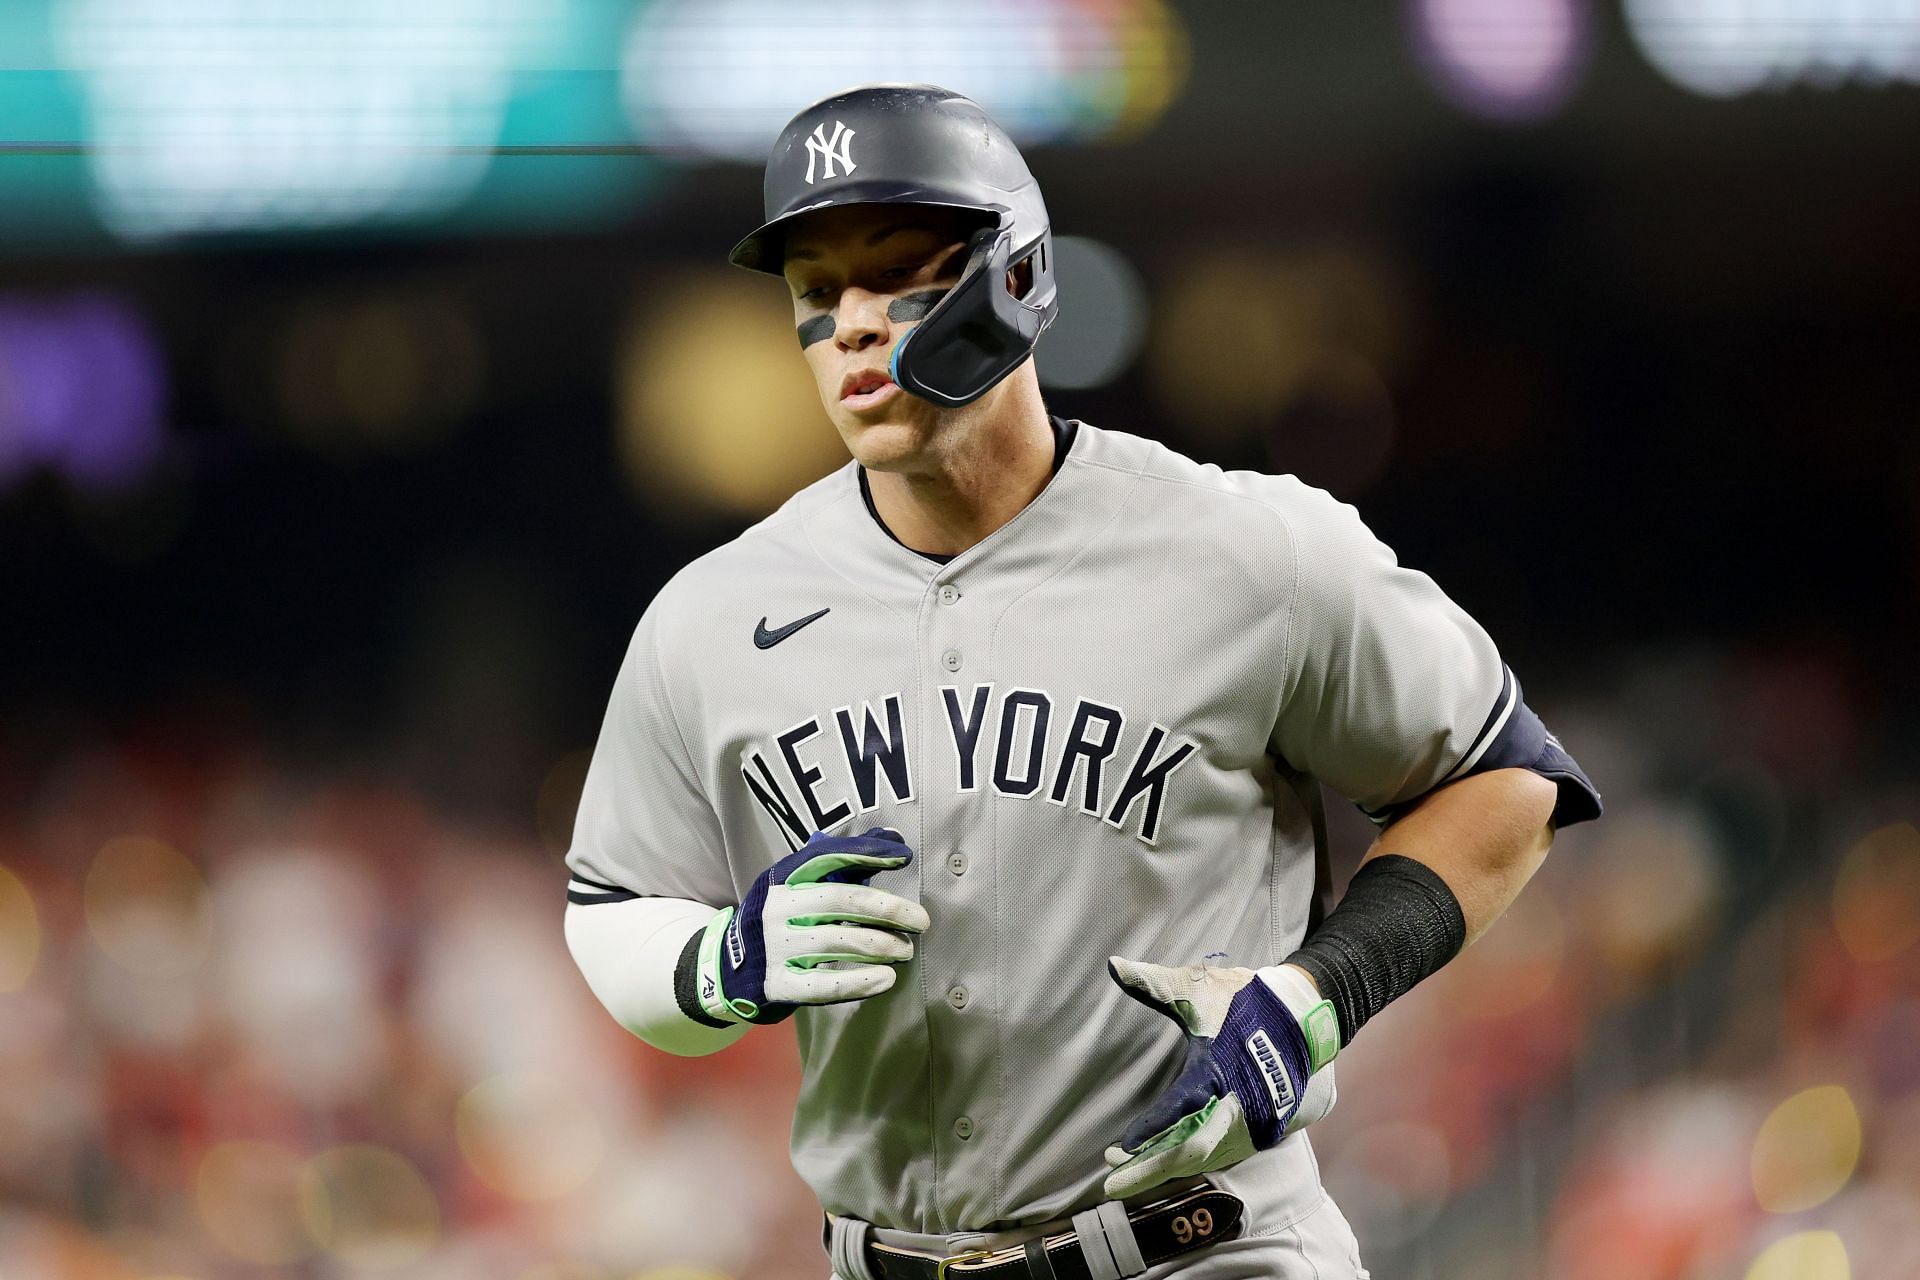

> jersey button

[
  {"left": 937, "top": 584, "right": 961, "bottom": 606},
  {"left": 946, "top": 985, "right": 970, "bottom": 1011},
  {"left": 953, "top": 1116, "right": 975, "bottom": 1140},
  {"left": 941, "top": 649, "right": 963, "bottom": 672},
  {"left": 947, "top": 851, "right": 967, "bottom": 876}
]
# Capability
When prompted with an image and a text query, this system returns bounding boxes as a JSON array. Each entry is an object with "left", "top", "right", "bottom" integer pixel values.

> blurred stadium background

[{"left": 3, "top": 2, "right": 1918, "bottom": 1277}]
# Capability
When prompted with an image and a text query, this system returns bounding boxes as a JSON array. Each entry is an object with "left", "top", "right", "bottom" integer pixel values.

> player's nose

[{"left": 834, "top": 285, "right": 889, "bottom": 351}]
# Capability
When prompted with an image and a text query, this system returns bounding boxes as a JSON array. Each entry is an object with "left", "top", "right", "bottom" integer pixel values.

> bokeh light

[
  {"left": 1751, "top": 1085, "right": 1862, "bottom": 1214},
  {"left": 82, "top": 835, "right": 210, "bottom": 976},
  {"left": 273, "top": 292, "right": 484, "bottom": 454},
  {"left": 1745, "top": 1229, "right": 1850, "bottom": 1280},
  {"left": 1148, "top": 243, "right": 1407, "bottom": 493},
  {"left": 0, "top": 864, "right": 40, "bottom": 991},
  {"left": 1410, "top": 0, "right": 1593, "bottom": 121},
  {"left": 616, "top": 268, "right": 845, "bottom": 517},
  {"left": 1035, "top": 236, "right": 1150, "bottom": 392},
  {"left": 53, "top": 0, "right": 566, "bottom": 239},
  {"left": 1627, "top": 0, "right": 1920, "bottom": 98},
  {"left": 299, "top": 1145, "right": 441, "bottom": 1269},
  {"left": 456, "top": 1072, "right": 606, "bottom": 1200},
  {"left": 1149, "top": 249, "right": 1309, "bottom": 430},
  {"left": 0, "top": 292, "right": 167, "bottom": 494},
  {"left": 1831, "top": 822, "right": 1920, "bottom": 963},
  {"left": 1581, "top": 806, "right": 1724, "bottom": 985},
  {"left": 621, "top": 0, "right": 1187, "bottom": 161},
  {"left": 195, "top": 1141, "right": 313, "bottom": 1266}
]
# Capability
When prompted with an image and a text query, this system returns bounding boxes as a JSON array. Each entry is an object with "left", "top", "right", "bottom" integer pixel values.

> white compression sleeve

[{"left": 563, "top": 896, "right": 749, "bottom": 1057}]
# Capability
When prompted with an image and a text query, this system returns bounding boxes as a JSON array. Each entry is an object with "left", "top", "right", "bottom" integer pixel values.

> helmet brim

[{"left": 728, "top": 182, "right": 1006, "bottom": 274}]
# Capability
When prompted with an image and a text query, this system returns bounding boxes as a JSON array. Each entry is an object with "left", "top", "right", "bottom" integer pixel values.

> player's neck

[{"left": 865, "top": 378, "right": 1055, "bottom": 559}]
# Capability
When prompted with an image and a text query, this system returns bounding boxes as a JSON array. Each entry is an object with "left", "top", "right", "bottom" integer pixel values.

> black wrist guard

[{"left": 1284, "top": 854, "right": 1467, "bottom": 1045}]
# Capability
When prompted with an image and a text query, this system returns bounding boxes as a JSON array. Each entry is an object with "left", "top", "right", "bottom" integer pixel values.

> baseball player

[{"left": 564, "top": 84, "right": 1600, "bottom": 1279}]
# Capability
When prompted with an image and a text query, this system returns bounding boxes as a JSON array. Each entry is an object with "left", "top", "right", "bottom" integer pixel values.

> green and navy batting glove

[
  {"left": 1103, "top": 958, "right": 1341, "bottom": 1200},
  {"left": 680, "top": 827, "right": 930, "bottom": 1026}
]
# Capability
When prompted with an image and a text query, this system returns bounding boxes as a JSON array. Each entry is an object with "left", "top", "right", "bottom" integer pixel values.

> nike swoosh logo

[{"left": 754, "top": 607, "right": 831, "bottom": 649}]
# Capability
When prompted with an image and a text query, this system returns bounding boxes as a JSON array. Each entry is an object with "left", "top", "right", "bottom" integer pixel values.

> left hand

[{"left": 1103, "top": 958, "right": 1341, "bottom": 1200}]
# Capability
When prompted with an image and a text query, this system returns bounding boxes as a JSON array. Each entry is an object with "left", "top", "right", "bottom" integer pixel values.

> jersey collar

[
  {"left": 804, "top": 416, "right": 1108, "bottom": 600},
  {"left": 854, "top": 415, "right": 1081, "bottom": 566}
]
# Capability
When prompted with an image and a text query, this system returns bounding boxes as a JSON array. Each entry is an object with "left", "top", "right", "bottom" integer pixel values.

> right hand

[
  {"left": 1101, "top": 958, "right": 1340, "bottom": 1200},
  {"left": 689, "top": 827, "right": 929, "bottom": 1025}
]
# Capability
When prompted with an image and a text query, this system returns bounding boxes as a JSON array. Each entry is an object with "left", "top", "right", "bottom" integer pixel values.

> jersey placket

[{"left": 916, "top": 564, "right": 1004, "bottom": 1229}]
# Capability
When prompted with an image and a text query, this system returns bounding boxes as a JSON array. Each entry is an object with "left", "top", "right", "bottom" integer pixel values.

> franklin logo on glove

[
  {"left": 1103, "top": 956, "right": 1340, "bottom": 1200},
  {"left": 1246, "top": 1030, "right": 1296, "bottom": 1115}
]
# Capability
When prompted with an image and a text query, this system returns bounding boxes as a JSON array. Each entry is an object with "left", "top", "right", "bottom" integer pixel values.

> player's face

[{"left": 781, "top": 203, "right": 992, "bottom": 467}]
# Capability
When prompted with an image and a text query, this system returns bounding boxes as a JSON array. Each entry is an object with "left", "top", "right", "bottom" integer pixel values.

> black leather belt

[{"left": 825, "top": 1185, "right": 1245, "bottom": 1280}]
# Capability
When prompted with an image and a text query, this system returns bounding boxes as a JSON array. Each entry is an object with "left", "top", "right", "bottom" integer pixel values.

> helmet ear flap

[{"left": 892, "top": 224, "right": 1056, "bottom": 407}]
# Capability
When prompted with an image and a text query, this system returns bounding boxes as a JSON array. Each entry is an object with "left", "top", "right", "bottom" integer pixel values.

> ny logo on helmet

[{"left": 804, "top": 120, "right": 857, "bottom": 185}]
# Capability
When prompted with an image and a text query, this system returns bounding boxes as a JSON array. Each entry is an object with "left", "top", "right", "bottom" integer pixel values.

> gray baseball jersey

[{"left": 565, "top": 418, "right": 1595, "bottom": 1234}]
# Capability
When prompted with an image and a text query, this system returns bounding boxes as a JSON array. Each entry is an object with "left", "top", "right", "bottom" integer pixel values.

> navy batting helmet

[{"left": 728, "top": 83, "right": 1059, "bottom": 408}]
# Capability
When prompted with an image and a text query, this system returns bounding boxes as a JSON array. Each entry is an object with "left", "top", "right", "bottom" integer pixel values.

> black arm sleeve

[{"left": 1284, "top": 853, "right": 1467, "bottom": 1046}]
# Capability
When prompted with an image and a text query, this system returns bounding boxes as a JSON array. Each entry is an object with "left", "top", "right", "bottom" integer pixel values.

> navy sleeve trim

[
  {"left": 1440, "top": 665, "right": 1520, "bottom": 787},
  {"left": 1459, "top": 672, "right": 1602, "bottom": 827},
  {"left": 1525, "top": 730, "right": 1604, "bottom": 828},
  {"left": 1364, "top": 667, "right": 1602, "bottom": 829}
]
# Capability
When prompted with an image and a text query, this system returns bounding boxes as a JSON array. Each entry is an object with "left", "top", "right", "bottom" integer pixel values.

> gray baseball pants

[{"left": 829, "top": 1134, "right": 1369, "bottom": 1279}]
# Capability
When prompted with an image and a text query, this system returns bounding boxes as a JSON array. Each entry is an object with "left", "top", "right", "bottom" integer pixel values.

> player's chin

[{"left": 833, "top": 402, "right": 938, "bottom": 469}]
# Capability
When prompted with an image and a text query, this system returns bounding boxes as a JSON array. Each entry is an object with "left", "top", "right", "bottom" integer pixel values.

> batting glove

[
  {"left": 1103, "top": 958, "right": 1341, "bottom": 1200},
  {"left": 689, "top": 827, "right": 929, "bottom": 1026}
]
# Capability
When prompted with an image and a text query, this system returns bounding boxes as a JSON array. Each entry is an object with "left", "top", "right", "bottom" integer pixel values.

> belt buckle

[{"left": 935, "top": 1249, "right": 996, "bottom": 1278}]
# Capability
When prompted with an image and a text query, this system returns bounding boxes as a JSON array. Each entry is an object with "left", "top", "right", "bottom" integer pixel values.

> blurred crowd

[
  {"left": 0, "top": 716, "right": 822, "bottom": 1279},
  {"left": 2, "top": 636, "right": 1913, "bottom": 1280}
]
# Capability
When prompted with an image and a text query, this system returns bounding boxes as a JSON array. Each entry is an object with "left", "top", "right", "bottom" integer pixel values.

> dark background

[{"left": 2, "top": 4, "right": 1916, "bottom": 1278}]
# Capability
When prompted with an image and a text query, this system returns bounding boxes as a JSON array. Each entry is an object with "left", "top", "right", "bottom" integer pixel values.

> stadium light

[
  {"left": 620, "top": 0, "right": 1187, "bottom": 161},
  {"left": 1626, "top": 0, "right": 1920, "bottom": 97},
  {"left": 52, "top": 0, "right": 567, "bottom": 238}
]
